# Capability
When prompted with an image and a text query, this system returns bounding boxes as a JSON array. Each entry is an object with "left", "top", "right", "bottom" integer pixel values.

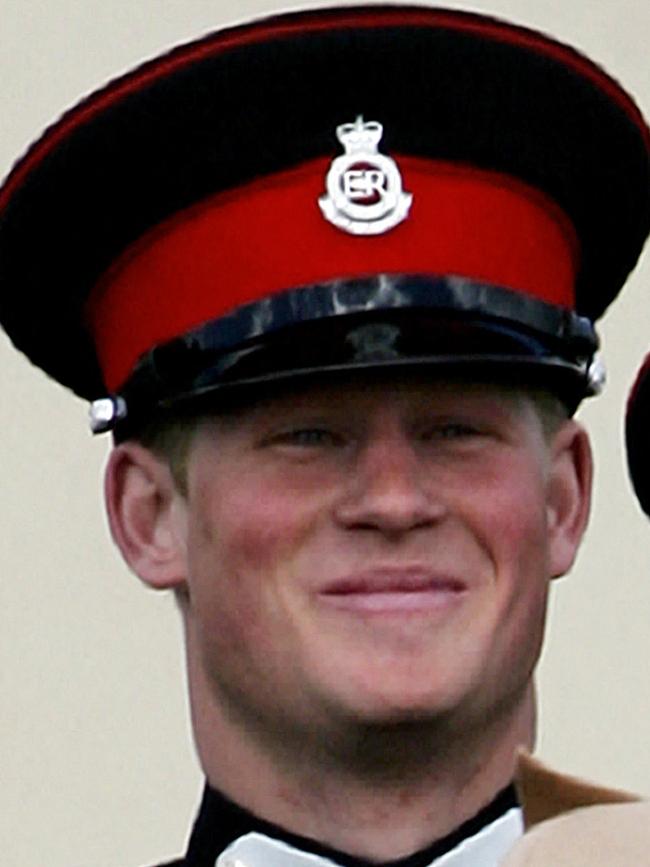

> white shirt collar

[{"left": 215, "top": 807, "right": 524, "bottom": 867}]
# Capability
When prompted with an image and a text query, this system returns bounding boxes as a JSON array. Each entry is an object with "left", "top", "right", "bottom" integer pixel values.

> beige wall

[{"left": 2, "top": 1, "right": 650, "bottom": 865}]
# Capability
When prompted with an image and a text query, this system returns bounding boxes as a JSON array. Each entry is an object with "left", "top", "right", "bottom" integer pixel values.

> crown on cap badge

[{"left": 319, "top": 116, "right": 412, "bottom": 235}]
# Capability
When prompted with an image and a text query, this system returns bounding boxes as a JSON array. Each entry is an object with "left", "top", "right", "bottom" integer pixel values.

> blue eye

[
  {"left": 439, "top": 424, "right": 478, "bottom": 438},
  {"left": 291, "top": 429, "right": 329, "bottom": 444},
  {"left": 278, "top": 428, "right": 340, "bottom": 447},
  {"left": 424, "top": 423, "right": 481, "bottom": 441}
]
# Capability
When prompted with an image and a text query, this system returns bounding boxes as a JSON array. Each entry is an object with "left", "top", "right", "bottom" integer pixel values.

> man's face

[{"left": 164, "top": 376, "right": 587, "bottom": 737}]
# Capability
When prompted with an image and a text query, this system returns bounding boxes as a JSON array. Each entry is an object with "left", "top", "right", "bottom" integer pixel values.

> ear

[
  {"left": 104, "top": 442, "right": 188, "bottom": 590},
  {"left": 546, "top": 420, "right": 593, "bottom": 579}
]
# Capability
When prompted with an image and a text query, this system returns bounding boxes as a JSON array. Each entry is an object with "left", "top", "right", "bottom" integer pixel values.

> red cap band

[{"left": 86, "top": 156, "right": 578, "bottom": 391}]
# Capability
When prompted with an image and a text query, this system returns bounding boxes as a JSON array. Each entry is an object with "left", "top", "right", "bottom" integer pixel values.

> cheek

[
  {"left": 457, "top": 455, "right": 551, "bottom": 636},
  {"left": 469, "top": 455, "right": 549, "bottom": 564},
  {"left": 185, "top": 469, "right": 325, "bottom": 636},
  {"left": 484, "top": 461, "right": 551, "bottom": 644},
  {"left": 219, "top": 477, "right": 324, "bottom": 574}
]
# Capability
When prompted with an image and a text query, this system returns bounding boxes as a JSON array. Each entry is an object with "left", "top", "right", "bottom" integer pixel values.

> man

[{"left": 1, "top": 6, "right": 649, "bottom": 865}]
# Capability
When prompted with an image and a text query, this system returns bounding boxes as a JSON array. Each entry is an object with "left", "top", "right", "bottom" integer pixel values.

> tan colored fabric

[
  {"left": 501, "top": 802, "right": 650, "bottom": 865},
  {"left": 501, "top": 753, "right": 647, "bottom": 865},
  {"left": 515, "top": 751, "right": 639, "bottom": 828}
]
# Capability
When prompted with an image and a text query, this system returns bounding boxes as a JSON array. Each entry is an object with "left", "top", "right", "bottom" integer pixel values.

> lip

[{"left": 318, "top": 568, "right": 467, "bottom": 614}]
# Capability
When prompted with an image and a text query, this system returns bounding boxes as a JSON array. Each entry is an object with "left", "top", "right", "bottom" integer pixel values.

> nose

[{"left": 334, "top": 428, "right": 446, "bottom": 536}]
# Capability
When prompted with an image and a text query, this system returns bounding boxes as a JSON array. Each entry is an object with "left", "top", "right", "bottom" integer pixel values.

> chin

[{"left": 317, "top": 675, "right": 469, "bottom": 728}]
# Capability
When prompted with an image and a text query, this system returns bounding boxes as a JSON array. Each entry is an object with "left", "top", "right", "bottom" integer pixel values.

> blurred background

[{"left": 2, "top": 1, "right": 650, "bottom": 865}]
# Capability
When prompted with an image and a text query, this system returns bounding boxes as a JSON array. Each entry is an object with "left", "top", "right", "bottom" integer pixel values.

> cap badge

[{"left": 319, "top": 116, "right": 412, "bottom": 235}]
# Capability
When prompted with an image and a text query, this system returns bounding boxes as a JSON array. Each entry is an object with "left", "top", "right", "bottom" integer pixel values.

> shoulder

[
  {"left": 501, "top": 801, "right": 650, "bottom": 865},
  {"left": 501, "top": 752, "right": 648, "bottom": 865}
]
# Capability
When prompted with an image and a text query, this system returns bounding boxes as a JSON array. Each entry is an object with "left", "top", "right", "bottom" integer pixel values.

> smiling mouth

[{"left": 319, "top": 570, "right": 467, "bottom": 614}]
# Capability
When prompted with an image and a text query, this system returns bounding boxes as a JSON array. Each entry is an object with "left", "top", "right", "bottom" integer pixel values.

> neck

[{"left": 188, "top": 659, "right": 534, "bottom": 861}]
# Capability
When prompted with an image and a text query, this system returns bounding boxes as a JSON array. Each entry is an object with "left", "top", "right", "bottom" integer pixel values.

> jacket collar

[
  {"left": 179, "top": 754, "right": 640, "bottom": 866},
  {"left": 183, "top": 783, "right": 519, "bottom": 867}
]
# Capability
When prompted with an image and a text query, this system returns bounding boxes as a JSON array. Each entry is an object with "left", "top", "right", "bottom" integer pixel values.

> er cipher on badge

[{"left": 319, "top": 116, "right": 413, "bottom": 235}]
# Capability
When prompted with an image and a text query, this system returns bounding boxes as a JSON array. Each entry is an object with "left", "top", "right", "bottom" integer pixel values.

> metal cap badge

[{"left": 319, "top": 116, "right": 412, "bottom": 235}]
